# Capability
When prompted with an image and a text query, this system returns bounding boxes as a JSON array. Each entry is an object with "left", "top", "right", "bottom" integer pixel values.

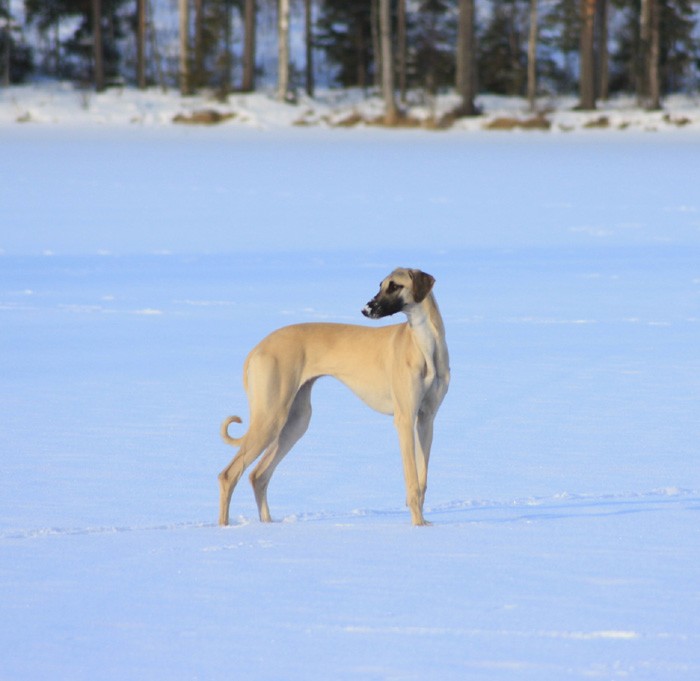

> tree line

[{"left": 1, "top": 0, "right": 699, "bottom": 116}]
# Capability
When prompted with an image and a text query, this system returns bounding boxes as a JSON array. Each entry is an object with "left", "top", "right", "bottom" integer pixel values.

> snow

[
  {"left": 1, "top": 103, "right": 700, "bottom": 679},
  {"left": 2, "top": 80, "right": 700, "bottom": 132}
]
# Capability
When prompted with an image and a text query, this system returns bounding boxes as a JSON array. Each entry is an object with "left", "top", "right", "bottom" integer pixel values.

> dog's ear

[{"left": 410, "top": 270, "right": 435, "bottom": 303}]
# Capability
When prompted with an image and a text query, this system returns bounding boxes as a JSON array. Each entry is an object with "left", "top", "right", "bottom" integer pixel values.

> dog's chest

[
  {"left": 410, "top": 321, "right": 438, "bottom": 383},
  {"left": 409, "top": 317, "right": 449, "bottom": 408}
]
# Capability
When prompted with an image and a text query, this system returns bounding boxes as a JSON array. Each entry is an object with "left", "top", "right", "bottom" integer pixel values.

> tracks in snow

[{"left": 3, "top": 487, "right": 696, "bottom": 541}]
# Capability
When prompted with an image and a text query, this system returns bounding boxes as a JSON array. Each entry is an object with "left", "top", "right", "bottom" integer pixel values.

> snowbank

[{"left": 2, "top": 80, "right": 700, "bottom": 132}]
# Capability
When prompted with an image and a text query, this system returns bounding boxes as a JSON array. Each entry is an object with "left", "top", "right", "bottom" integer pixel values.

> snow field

[
  {"left": 2, "top": 82, "right": 700, "bottom": 133},
  {"left": 1, "top": 129, "right": 700, "bottom": 679}
]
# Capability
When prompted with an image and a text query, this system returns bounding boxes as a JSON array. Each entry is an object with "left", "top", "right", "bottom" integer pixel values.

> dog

[{"left": 218, "top": 267, "right": 450, "bottom": 526}]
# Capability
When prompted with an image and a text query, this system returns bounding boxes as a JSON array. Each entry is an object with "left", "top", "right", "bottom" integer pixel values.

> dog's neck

[{"left": 404, "top": 293, "right": 449, "bottom": 383}]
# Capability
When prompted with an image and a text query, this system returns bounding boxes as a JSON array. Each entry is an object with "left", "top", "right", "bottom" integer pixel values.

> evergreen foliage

[
  {"left": 25, "top": 0, "right": 130, "bottom": 83},
  {"left": 1, "top": 3, "right": 33, "bottom": 82},
  {"left": 315, "top": 0, "right": 374, "bottom": 88},
  {"left": 5, "top": 0, "right": 700, "bottom": 104},
  {"left": 478, "top": 0, "right": 528, "bottom": 95},
  {"left": 408, "top": 0, "right": 456, "bottom": 93}
]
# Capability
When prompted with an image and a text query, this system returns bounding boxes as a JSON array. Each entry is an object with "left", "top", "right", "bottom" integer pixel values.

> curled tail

[{"left": 221, "top": 415, "right": 244, "bottom": 446}]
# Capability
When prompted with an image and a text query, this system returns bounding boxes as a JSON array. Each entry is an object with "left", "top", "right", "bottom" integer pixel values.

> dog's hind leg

[
  {"left": 218, "top": 352, "right": 304, "bottom": 525},
  {"left": 218, "top": 424, "right": 276, "bottom": 526},
  {"left": 249, "top": 379, "right": 315, "bottom": 522}
]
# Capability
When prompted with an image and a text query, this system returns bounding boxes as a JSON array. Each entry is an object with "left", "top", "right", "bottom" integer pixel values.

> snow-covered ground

[
  {"left": 2, "top": 80, "right": 700, "bottom": 132},
  {"left": 1, "top": 119, "right": 700, "bottom": 679}
]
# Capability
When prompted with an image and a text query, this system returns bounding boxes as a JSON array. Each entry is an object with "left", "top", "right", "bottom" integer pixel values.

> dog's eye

[{"left": 386, "top": 281, "right": 403, "bottom": 294}]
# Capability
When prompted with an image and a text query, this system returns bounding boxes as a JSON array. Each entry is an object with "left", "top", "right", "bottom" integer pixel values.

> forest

[{"left": 1, "top": 0, "right": 699, "bottom": 119}]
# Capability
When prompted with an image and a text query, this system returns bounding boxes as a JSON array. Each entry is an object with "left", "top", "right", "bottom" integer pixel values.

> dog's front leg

[
  {"left": 415, "top": 410, "right": 435, "bottom": 509},
  {"left": 394, "top": 411, "right": 428, "bottom": 526}
]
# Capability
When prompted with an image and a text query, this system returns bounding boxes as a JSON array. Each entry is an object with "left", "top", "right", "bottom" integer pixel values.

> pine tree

[
  {"left": 456, "top": 0, "right": 477, "bottom": 114},
  {"left": 316, "top": 0, "right": 374, "bottom": 88},
  {"left": 579, "top": 0, "right": 597, "bottom": 109},
  {"left": 304, "top": 0, "right": 314, "bottom": 96},
  {"left": 179, "top": 0, "right": 189, "bottom": 93},
  {"left": 241, "top": 0, "right": 256, "bottom": 91},
  {"left": 379, "top": 0, "right": 397, "bottom": 122},
  {"left": 26, "top": 0, "right": 128, "bottom": 87},
  {"left": 478, "top": 0, "right": 528, "bottom": 95},
  {"left": 1, "top": 0, "right": 11, "bottom": 85},
  {"left": 610, "top": 0, "right": 698, "bottom": 98},
  {"left": 527, "top": 0, "right": 538, "bottom": 109},
  {"left": 136, "top": 0, "right": 146, "bottom": 88},
  {"left": 92, "top": 0, "right": 104, "bottom": 91},
  {"left": 1, "top": 1, "right": 33, "bottom": 84},
  {"left": 658, "top": 0, "right": 697, "bottom": 93},
  {"left": 540, "top": 0, "right": 580, "bottom": 92},
  {"left": 278, "top": 0, "right": 290, "bottom": 100},
  {"left": 183, "top": 0, "right": 239, "bottom": 95},
  {"left": 410, "top": 0, "right": 455, "bottom": 95}
]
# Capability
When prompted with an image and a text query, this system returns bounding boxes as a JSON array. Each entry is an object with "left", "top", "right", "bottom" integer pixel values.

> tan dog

[{"left": 218, "top": 268, "right": 450, "bottom": 526}]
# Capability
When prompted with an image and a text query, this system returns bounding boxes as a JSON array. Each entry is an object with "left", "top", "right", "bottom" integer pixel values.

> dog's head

[{"left": 362, "top": 268, "right": 435, "bottom": 319}]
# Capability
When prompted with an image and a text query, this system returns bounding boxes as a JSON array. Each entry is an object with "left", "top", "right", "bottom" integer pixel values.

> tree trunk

[
  {"left": 397, "top": 0, "right": 407, "bottom": 102},
  {"left": 53, "top": 20, "right": 61, "bottom": 78},
  {"left": 638, "top": 0, "right": 650, "bottom": 105},
  {"left": 597, "top": 0, "right": 608, "bottom": 100},
  {"left": 648, "top": 0, "right": 661, "bottom": 109},
  {"left": 304, "top": 0, "right": 314, "bottom": 97},
  {"left": 193, "top": 0, "right": 203, "bottom": 90},
  {"left": 379, "top": 0, "right": 397, "bottom": 123},
  {"left": 242, "top": 0, "right": 256, "bottom": 91},
  {"left": 92, "top": 0, "right": 105, "bottom": 91},
  {"left": 136, "top": 0, "right": 146, "bottom": 89},
  {"left": 354, "top": 16, "right": 367, "bottom": 89},
  {"left": 179, "top": 0, "right": 190, "bottom": 95},
  {"left": 456, "top": 0, "right": 477, "bottom": 116},
  {"left": 221, "top": 0, "right": 232, "bottom": 97},
  {"left": 277, "top": 0, "right": 290, "bottom": 101},
  {"left": 371, "top": 0, "right": 381, "bottom": 90},
  {"left": 1, "top": 10, "right": 10, "bottom": 87},
  {"left": 578, "top": 0, "right": 596, "bottom": 110},
  {"left": 527, "top": 0, "right": 538, "bottom": 112},
  {"left": 147, "top": 0, "right": 166, "bottom": 91}
]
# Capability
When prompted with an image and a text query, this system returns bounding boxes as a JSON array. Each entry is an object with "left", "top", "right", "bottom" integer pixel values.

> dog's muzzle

[
  {"left": 362, "top": 296, "right": 403, "bottom": 319},
  {"left": 362, "top": 300, "right": 380, "bottom": 319}
]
